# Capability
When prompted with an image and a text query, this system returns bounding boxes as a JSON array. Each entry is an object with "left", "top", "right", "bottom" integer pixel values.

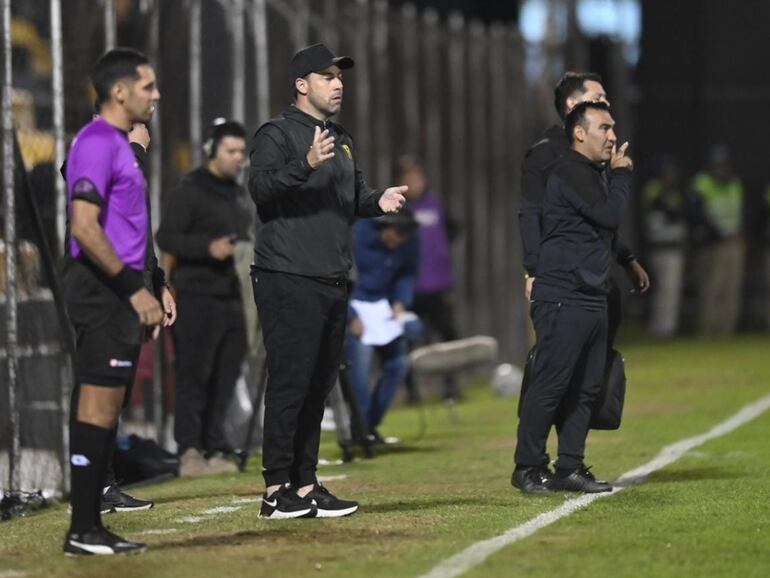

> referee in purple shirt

[{"left": 61, "top": 48, "right": 174, "bottom": 556}]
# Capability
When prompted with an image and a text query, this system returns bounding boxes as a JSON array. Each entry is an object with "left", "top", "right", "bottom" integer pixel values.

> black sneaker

[
  {"left": 551, "top": 465, "right": 613, "bottom": 493},
  {"left": 370, "top": 429, "right": 401, "bottom": 446},
  {"left": 63, "top": 526, "right": 147, "bottom": 556},
  {"left": 511, "top": 465, "right": 554, "bottom": 494},
  {"left": 259, "top": 484, "right": 317, "bottom": 520},
  {"left": 102, "top": 485, "right": 154, "bottom": 513},
  {"left": 303, "top": 483, "right": 359, "bottom": 518}
]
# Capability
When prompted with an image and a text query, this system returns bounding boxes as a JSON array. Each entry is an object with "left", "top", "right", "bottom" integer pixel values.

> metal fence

[{"left": 1, "top": 0, "right": 602, "bottom": 495}]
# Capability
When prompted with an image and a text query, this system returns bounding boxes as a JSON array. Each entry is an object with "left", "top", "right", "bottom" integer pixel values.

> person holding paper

[{"left": 346, "top": 210, "right": 420, "bottom": 443}]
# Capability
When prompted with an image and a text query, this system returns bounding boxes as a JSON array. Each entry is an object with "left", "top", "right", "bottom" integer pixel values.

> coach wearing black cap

[{"left": 248, "top": 43, "right": 406, "bottom": 519}]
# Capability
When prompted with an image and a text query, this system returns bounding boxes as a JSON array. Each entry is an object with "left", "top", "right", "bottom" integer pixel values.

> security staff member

[
  {"left": 248, "top": 44, "right": 406, "bottom": 519},
  {"left": 519, "top": 72, "right": 649, "bottom": 348},
  {"left": 156, "top": 120, "right": 250, "bottom": 476},
  {"left": 513, "top": 101, "right": 633, "bottom": 494}
]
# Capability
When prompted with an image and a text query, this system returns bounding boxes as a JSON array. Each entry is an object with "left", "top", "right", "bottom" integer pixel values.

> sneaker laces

[{"left": 579, "top": 466, "right": 596, "bottom": 481}]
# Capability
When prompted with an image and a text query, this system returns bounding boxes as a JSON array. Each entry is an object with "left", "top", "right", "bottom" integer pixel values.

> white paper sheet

[{"left": 350, "top": 298, "right": 404, "bottom": 346}]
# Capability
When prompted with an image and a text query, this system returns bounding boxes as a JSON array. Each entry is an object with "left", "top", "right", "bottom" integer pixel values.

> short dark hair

[
  {"left": 91, "top": 48, "right": 150, "bottom": 108},
  {"left": 553, "top": 71, "right": 603, "bottom": 120},
  {"left": 204, "top": 118, "right": 247, "bottom": 159},
  {"left": 564, "top": 100, "right": 611, "bottom": 144},
  {"left": 375, "top": 207, "right": 418, "bottom": 236}
]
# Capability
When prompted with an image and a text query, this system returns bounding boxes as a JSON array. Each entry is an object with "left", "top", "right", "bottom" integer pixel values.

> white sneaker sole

[
  {"left": 315, "top": 505, "right": 359, "bottom": 518},
  {"left": 258, "top": 507, "right": 315, "bottom": 520},
  {"left": 114, "top": 503, "right": 154, "bottom": 512},
  {"left": 64, "top": 541, "right": 147, "bottom": 556}
]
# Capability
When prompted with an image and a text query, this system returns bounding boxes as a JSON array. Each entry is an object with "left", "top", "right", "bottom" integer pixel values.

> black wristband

[{"left": 109, "top": 266, "right": 145, "bottom": 298}]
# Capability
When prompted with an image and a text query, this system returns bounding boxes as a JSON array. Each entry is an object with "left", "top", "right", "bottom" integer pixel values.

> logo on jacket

[{"left": 342, "top": 144, "right": 353, "bottom": 160}]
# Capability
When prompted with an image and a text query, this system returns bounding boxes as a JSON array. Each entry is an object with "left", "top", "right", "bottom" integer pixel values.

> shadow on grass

[
  {"left": 371, "top": 444, "right": 440, "bottom": 455},
  {"left": 150, "top": 528, "right": 292, "bottom": 551},
  {"left": 364, "top": 495, "right": 512, "bottom": 513}
]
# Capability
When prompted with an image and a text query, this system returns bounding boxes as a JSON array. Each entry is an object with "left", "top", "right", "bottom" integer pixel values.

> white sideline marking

[
  {"left": 201, "top": 506, "right": 241, "bottom": 515},
  {"left": 318, "top": 474, "right": 349, "bottom": 483},
  {"left": 139, "top": 529, "right": 179, "bottom": 536},
  {"left": 175, "top": 516, "right": 204, "bottom": 524},
  {"left": 0, "top": 571, "right": 28, "bottom": 578},
  {"left": 232, "top": 497, "right": 261, "bottom": 504},
  {"left": 418, "top": 393, "right": 770, "bottom": 578}
]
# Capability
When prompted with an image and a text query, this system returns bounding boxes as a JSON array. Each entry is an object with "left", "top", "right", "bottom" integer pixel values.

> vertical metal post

[
  {"left": 189, "top": 0, "right": 202, "bottom": 167},
  {"left": 147, "top": 0, "right": 164, "bottom": 443},
  {"left": 2, "top": 0, "right": 20, "bottom": 491},
  {"left": 251, "top": 0, "right": 270, "bottom": 124},
  {"left": 230, "top": 0, "right": 245, "bottom": 122},
  {"left": 50, "top": 0, "right": 70, "bottom": 493},
  {"left": 51, "top": 0, "right": 66, "bottom": 258},
  {"left": 103, "top": 0, "right": 116, "bottom": 50}
]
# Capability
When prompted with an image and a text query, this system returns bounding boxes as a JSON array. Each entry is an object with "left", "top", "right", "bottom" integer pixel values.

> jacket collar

[
  {"left": 283, "top": 105, "right": 339, "bottom": 132},
  {"left": 566, "top": 148, "right": 605, "bottom": 173}
]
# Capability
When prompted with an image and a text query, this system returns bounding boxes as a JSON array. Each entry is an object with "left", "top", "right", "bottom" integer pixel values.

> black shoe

[
  {"left": 259, "top": 484, "right": 317, "bottom": 520},
  {"left": 63, "top": 526, "right": 147, "bottom": 556},
  {"left": 102, "top": 485, "right": 154, "bottom": 513},
  {"left": 551, "top": 466, "right": 613, "bottom": 493},
  {"left": 370, "top": 429, "right": 400, "bottom": 446},
  {"left": 511, "top": 465, "right": 554, "bottom": 494},
  {"left": 303, "top": 483, "right": 359, "bottom": 518}
]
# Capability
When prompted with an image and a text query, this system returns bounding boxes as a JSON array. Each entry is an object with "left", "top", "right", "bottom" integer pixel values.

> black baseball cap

[{"left": 290, "top": 43, "right": 354, "bottom": 87}]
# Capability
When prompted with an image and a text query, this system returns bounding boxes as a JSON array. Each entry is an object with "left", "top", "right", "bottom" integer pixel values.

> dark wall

[
  {"left": 636, "top": 0, "right": 770, "bottom": 326},
  {"left": 637, "top": 0, "right": 770, "bottom": 211}
]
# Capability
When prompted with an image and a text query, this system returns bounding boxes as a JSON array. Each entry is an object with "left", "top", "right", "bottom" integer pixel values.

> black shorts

[{"left": 63, "top": 259, "right": 143, "bottom": 387}]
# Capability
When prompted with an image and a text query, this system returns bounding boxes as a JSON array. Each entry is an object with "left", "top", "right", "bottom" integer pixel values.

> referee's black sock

[
  {"left": 104, "top": 427, "right": 118, "bottom": 489},
  {"left": 69, "top": 420, "right": 110, "bottom": 533}
]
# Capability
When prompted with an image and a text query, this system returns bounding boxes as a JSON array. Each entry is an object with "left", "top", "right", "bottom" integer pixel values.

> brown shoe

[
  {"left": 179, "top": 448, "right": 209, "bottom": 477},
  {"left": 206, "top": 453, "right": 238, "bottom": 475}
]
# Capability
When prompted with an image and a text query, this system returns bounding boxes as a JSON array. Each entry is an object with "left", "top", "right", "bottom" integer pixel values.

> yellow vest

[{"left": 693, "top": 172, "right": 743, "bottom": 235}]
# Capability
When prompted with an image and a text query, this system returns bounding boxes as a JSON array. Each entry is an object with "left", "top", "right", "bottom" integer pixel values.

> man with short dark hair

[
  {"left": 248, "top": 43, "right": 406, "bottom": 519},
  {"left": 156, "top": 119, "right": 250, "bottom": 476},
  {"left": 62, "top": 47, "right": 173, "bottom": 555},
  {"left": 520, "top": 71, "right": 648, "bottom": 309},
  {"left": 513, "top": 101, "right": 633, "bottom": 494}
]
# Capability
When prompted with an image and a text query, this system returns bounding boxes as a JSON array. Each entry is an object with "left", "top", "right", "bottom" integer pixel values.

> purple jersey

[{"left": 66, "top": 118, "right": 148, "bottom": 270}]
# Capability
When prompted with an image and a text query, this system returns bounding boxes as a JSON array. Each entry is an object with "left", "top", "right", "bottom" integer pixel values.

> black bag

[
  {"left": 590, "top": 349, "right": 626, "bottom": 430},
  {"left": 517, "top": 346, "right": 626, "bottom": 431}
]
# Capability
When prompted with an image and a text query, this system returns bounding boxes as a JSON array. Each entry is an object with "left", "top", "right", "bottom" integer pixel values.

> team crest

[{"left": 342, "top": 144, "right": 353, "bottom": 159}]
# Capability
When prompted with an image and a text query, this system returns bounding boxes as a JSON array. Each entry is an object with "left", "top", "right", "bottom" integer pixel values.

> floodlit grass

[{"left": 1, "top": 335, "right": 769, "bottom": 578}]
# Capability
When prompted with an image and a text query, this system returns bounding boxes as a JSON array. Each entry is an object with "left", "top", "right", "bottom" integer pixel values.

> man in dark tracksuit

[
  {"left": 156, "top": 120, "right": 250, "bottom": 476},
  {"left": 519, "top": 72, "right": 649, "bottom": 348},
  {"left": 248, "top": 44, "right": 406, "bottom": 519},
  {"left": 513, "top": 101, "right": 634, "bottom": 494}
]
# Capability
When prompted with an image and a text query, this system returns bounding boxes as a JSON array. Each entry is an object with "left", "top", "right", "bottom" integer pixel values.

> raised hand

[
  {"left": 379, "top": 185, "right": 407, "bottom": 213},
  {"left": 307, "top": 126, "right": 335, "bottom": 169},
  {"left": 129, "top": 123, "right": 151, "bottom": 151},
  {"left": 610, "top": 141, "right": 633, "bottom": 171}
]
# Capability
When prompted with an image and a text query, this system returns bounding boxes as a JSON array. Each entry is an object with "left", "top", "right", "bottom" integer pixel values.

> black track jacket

[
  {"left": 531, "top": 149, "right": 633, "bottom": 310},
  {"left": 248, "top": 105, "right": 384, "bottom": 280},
  {"left": 519, "top": 124, "right": 635, "bottom": 277}
]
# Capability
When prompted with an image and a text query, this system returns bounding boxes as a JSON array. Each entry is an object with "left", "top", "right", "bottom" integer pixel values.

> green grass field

[{"left": 2, "top": 335, "right": 770, "bottom": 578}]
